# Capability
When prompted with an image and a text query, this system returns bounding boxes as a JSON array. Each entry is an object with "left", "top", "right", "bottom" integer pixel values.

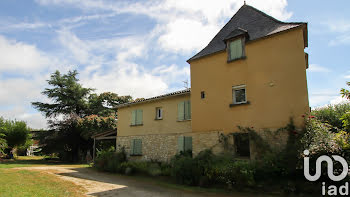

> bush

[
  {"left": 170, "top": 152, "right": 201, "bottom": 185},
  {"left": 300, "top": 118, "right": 341, "bottom": 157},
  {"left": 311, "top": 103, "right": 350, "bottom": 131},
  {"left": 94, "top": 147, "right": 126, "bottom": 172},
  {"left": 170, "top": 149, "right": 255, "bottom": 189},
  {"left": 210, "top": 160, "right": 255, "bottom": 189}
]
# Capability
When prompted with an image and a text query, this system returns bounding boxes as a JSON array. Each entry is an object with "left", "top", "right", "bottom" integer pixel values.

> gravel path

[{"left": 15, "top": 166, "right": 266, "bottom": 197}]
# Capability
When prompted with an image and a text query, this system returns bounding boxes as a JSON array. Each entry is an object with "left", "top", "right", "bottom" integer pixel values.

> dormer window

[{"left": 227, "top": 37, "right": 245, "bottom": 62}]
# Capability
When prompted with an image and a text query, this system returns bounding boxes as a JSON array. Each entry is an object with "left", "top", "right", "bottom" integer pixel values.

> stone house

[{"left": 115, "top": 4, "right": 309, "bottom": 162}]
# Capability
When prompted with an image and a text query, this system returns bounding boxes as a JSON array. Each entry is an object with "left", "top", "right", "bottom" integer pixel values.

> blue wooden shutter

[
  {"left": 177, "top": 136, "right": 184, "bottom": 153},
  {"left": 184, "top": 136, "right": 192, "bottom": 151},
  {"left": 229, "top": 39, "right": 243, "bottom": 60},
  {"left": 136, "top": 109, "right": 143, "bottom": 125},
  {"left": 135, "top": 139, "right": 142, "bottom": 155},
  {"left": 130, "top": 139, "right": 135, "bottom": 155},
  {"left": 185, "top": 100, "right": 191, "bottom": 120},
  {"left": 131, "top": 110, "right": 136, "bottom": 125},
  {"left": 177, "top": 102, "right": 185, "bottom": 121}
]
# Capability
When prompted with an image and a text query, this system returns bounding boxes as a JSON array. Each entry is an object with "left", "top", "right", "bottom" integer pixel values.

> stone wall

[
  {"left": 116, "top": 131, "right": 222, "bottom": 162},
  {"left": 116, "top": 129, "right": 290, "bottom": 162}
]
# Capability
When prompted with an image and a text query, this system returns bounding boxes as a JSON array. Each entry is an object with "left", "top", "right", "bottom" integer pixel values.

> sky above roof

[{"left": 0, "top": 0, "right": 349, "bottom": 129}]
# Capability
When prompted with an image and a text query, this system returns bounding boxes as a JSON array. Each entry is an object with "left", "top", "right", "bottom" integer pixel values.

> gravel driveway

[{"left": 16, "top": 166, "right": 269, "bottom": 197}]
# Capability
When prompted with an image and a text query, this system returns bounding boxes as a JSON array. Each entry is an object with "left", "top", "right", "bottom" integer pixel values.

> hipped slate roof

[
  {"left": 116, "top": 89, "right": 191, "bottom": 108},
  {"left": 187, "top": 4, "right": 307, "bottom": 62}
]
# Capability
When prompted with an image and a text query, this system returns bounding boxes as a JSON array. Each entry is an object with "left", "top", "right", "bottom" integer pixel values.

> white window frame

[
  {"left": 156, "top": 107, "right": 163, "bottom": 120},
  {"left": 232, "top": 85, "right": 247, "bottom": 104}
]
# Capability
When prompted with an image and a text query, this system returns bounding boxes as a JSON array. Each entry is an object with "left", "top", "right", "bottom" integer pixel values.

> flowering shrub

[
  {"left": 311, "top": 103, "right": 350, "bottom": 131},
  {"left": 300, "top": 117, "right": 341, "bottom": 157}
]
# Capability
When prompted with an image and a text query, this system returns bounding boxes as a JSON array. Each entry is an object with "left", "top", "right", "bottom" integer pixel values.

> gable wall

[{"left": 190, "top": 28, "right": 309, "bottom": 133}]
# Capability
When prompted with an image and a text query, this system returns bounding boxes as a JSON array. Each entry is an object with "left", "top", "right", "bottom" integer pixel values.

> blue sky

[{"left": 0, "top": 0, "right": 349, "bottom": 129}]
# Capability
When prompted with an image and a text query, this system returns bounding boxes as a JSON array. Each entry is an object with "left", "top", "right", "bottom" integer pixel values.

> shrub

[
  {"left": 300, "top": 118, "right": 340, "bottom": 157},
  {"left": 160, "top": 163, "right": 171, "bottom": 176},
  {"left": 170, "top": 152, "right": 201, "bottom": 185},
  {"left": 341, "top": 111, "right": 350, "bottom": 132},
  {"left": 94, "top": 147, "right": 127, "bottom": 172},
  {"left": 210, "top": 160, "right": 255, "bottom": 189},
  {"left": 311, "top": 103, "right": 350, "bottom": 131}
]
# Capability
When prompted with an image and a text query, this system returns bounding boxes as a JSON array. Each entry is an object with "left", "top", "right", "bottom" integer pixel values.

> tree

[
  {"left": 341, "top": 82, "right": 350, "bottom": 100},
  {"left": 340, "top": 82, "right": 350, "bottom": 132},
  {"left": 32, "top": 70, "right": 132, "bottom": 161},
  {"left": 32, "top": 70, "right": 93, "bottom": 118},
  {"left": 32, "top": 70, "right": 92, "bottom": 161},
  {"left": 0, "top": 117, "right": 30, "bottom": 154},
  {"left": 87, "top": 92, "right": 132, "bottom": 117},
  {"left": 0, "top": 133, "right": 7, "bottom": 155}
]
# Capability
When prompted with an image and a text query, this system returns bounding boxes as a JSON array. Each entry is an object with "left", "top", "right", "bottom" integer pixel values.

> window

[
  {"left": 177, "top": 100, "right": 191, "bottom": 121},
  {"left": 177, "top": 136, "right": 192, "bottom": 153},
  {"left": 130, "top": 139, "right": 142, "bottom": 155},
  {"left": 156, "top": 107, "right": 163, "bottom": 120},
  {"left": 234, "top": 133, "right": 250, "bottom": 157},
  {"left": 131, "top": 109, "right": 143, "bottom": 126},
  {"left": 228, "top": 38, "right": 245, "bottom": 61},
  {"left": 232, "top": 85, "right": 247, "bottom": 104},
  {"left": 201, "top": 91, "right": 205, "bottom": 99}
]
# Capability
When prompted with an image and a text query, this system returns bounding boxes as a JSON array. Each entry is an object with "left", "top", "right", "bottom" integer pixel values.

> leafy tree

[
  {"left": 87, "top": 92, "right": 132, "bottom": 117},
  {"left": 32, "top": 70, "right": 132, "bottom": 161},
  {"left": 78, "top": 115, "right": 117, "bottom": 140},
  {"left": 340, "top": 82, "right": 350, "bottom": 132},
  {"left": 32, "top": 70, "right": 93, "bottom": 118},
  {"left": 341, "top": 82, "right": 350, "bottom": 100},
  {"left": 0, "top": 117, "right": 31, "bottom": 154},
  {"left": 0, "top": 133, "right": 7, "bottom": 155}
]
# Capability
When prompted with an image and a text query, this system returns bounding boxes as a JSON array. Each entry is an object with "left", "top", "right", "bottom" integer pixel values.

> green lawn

[
  {"left": 0, "top": 168, "right": 84, "bottom": 197},
  {"left": 0, "top": 156, "right": 88, "bottom": 169},
  {"left": 0, "top": 156, "right": 86, "bottom": 197}
]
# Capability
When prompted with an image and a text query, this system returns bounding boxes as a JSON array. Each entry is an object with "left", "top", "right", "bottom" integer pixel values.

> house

[{"left": 115, "top": 4, "right": 309, "bottom": 162}]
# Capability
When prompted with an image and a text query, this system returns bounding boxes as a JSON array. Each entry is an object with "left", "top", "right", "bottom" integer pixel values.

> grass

[
  {"left": 0, "top": 156, "right": 88, "bottom": 169},
  {"left": 0, "top": 168, "right": 84, "bottom": 197},
  {"left": 0, "top": 156, "right": 86, "bottom": 197}
]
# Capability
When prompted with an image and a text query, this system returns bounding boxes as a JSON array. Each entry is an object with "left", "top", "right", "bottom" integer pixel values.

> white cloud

[
  {"left": 57, "top": 30, "right": 184, "bottom": 98},
  {"left": 81, "top": 64, "right": 168, "bottom": 99},
  {"left": 324, "top": 20, "right": 350, "bottom": 46},
  {"left": 307, "top": 64, "right": 331, "bottom": 73},
  {"left": 0, "top": 106, "right": 47, "bottom": 129},
  {"left": 157, "top": 18, "right": 219, "bottom": 53},
  {"left": 309, "top": 90, "right": 342, "bottom": 107},
  {"left": 35, "top": 0, "right": 293, "bottom": 54},
  {"left": 329, "top": 34, "right": 350, "bottom": 46},
  {"left": 57, "top": 30, "right": 91, "bottom": 64},
  {"left": 330, "top": 96, "right": 349, "bottom": 105},
  {"left": 0, "top": 35, "right": 50, "bottom": 72},
  {"left": 324, "top": 20, "right": 350, "bottom": 33},
  {"left": 0, "top": 35, "right": 61, "bottom": 129},
  {"left": 345, "top": 75, "right": 350, "bottom": 79}
]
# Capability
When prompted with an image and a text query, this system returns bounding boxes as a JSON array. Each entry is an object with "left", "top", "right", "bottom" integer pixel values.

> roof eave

[{"left": 116, "top": 90, "right": 191, "bottom": 109}]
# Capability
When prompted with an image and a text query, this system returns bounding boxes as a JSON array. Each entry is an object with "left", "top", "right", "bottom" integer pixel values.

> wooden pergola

[{"left": 91, "top": 130, "right": 117, "bottom": 163}]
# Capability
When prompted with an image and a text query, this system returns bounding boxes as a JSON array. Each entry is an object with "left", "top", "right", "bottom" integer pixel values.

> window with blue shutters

[
  {"left": 131, "top": 109, "right": 143, "bottom": 126},
  {"left": 130, "top": 139, "right": 142, "bottom": 155},
  {"left": 227, "top": 38, "right": 245, "bottom": 61},
  {"left": 177, "top": 100, "right": 191, "bottom": 121},
  {"left": 177, "top": 136, "right": 192, "bottom": 153}
]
